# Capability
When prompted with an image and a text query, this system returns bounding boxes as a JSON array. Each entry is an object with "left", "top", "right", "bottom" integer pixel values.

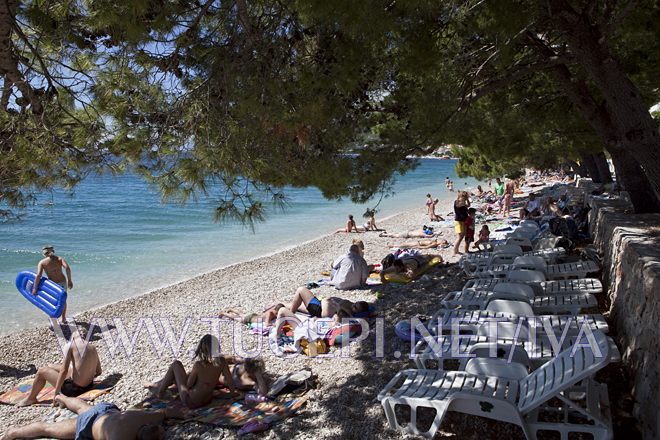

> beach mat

[
  {"left": 0, "top": 379, "right": 115, "bottom": 406},
  {"left": 133, "top": 388, "right": 308, "bottom": 428}
]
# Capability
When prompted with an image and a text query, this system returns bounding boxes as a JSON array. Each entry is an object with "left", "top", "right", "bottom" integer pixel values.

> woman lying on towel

[
  {"left": 219, "top": 304, "right": 285, "bottom": 327},
  {"left": 389, "top": 238, "right": 450, "bottom": 249},
  {"left": 379, "top": 227, "right": 436, "bottom": 239}
]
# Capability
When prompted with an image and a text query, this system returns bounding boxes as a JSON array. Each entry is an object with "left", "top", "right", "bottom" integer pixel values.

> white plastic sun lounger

[
  {"left": 460, "top": 246, "right": 566, "bottom": 275},
  {"left": 378, "top": 330, "right": 614, "bottom": 439},
  {"left": 412, "top": 321, "right": 620, "bottom": 371},
  {"left": 441, "top": 291, "right": 597, "bottom": 316},
  {"left": 425, "top": 305, "right": 609, "bottom": 334},
  {"left": 471, "top": 256, "right": 600, "bottom": 280},
  {"left": 463, "top": 276, "right": 603, "bottom": 295}
]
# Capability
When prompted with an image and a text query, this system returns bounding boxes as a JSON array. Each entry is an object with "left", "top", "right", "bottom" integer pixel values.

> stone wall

[{"left": 587, "top": 193, "right": 660, "bottom": 440}]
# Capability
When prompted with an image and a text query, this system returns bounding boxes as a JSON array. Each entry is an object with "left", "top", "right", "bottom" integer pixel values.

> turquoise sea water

[{"left": 0, "top": 159, "right": 479, "bottom": 334}]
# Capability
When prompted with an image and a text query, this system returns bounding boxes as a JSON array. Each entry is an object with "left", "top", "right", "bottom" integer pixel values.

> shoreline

[
  {"left": 0, "top": 198, "right": 469, "bottom": 439},
  {"left": 0, "top": 195, "right": 459, "bottom": 338}
]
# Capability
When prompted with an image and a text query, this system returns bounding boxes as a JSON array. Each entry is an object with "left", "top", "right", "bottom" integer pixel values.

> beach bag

[{"left": 298, "top": 338, "right": 329, "bottom": 356}]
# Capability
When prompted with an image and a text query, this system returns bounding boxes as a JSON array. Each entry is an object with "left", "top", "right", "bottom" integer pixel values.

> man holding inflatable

[{"left": 33, "top": 245, "right": 73, "bottom": 324}]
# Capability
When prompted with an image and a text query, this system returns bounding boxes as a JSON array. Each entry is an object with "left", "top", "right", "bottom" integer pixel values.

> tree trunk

[
  {"left": 609, "top": 148, "right": 660, "bottom": 213},
  {"left": 547, "top": 0, "right": 660, "bottom": 197},
  {"left": 593, "top": 152, "right": 612, "bottom": 184},
  {"left": 580, "top": 153, "right": 601, "bottom": 183}
]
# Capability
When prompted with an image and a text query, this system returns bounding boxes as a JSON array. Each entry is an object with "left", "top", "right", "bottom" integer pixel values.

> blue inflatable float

[{"left": 15, "top": 271, "right": 67, "bottom": 318}]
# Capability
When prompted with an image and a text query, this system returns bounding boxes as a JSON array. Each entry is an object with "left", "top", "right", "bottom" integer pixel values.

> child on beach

[
  {"left": 219, "top": 304, "right": 285, "bottom": 327},
  {"left": 144, "top": 335, "right": 236, "bottom": 408},
  {"left": 473, "top": 225, "right": 490, "bottom": 249},
  {"left": 33, "top": 245, "right": 73, "bottom": 324},
  {"left": 425, "top": 194, "right": 433, "bottom": 215},
  {"left": 463, "top": 208, "right": 476, "bottom": 252}
]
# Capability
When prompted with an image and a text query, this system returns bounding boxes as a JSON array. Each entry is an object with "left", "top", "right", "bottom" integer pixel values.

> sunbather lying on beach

[
  {"left": 380, "top": 251, "right": 440, "bottom": 281},
  {"left": 144, "top": 335, "right": 236, "bottom": 408},
  {"left": 390, "top": 238, "right": 450, "bottom": 249},
  {"left": 378, "top": 227, "right": 436, "bottom": 239},
  {"left": 18, "top": 330, "right": 101, "bottom": 407},
  {"left": 277, "top": 286, "right": 369, "bottom": 320},
  {"left": 219, "top": 304, "right": 285, "bottom": 327},
  {"left": 2, "top": 394, "right": 180, "bottom": 440},
  {"left": 219, "top": 357, "right": 269, "bottom": 396}
]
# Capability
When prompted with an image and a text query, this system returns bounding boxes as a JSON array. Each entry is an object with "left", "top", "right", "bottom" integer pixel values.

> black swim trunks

[
  {"left": 306, "top": 297, "right": 322, "bottom": 318},
  {"left": 61, "top": 378, "right": 94, "bottom": 397}
]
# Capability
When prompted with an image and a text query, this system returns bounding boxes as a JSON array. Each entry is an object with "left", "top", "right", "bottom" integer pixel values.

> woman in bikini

[
  {"left": 219, "top": 304, "right": 285, "bottom": 327},
  {"left": 144, "top": 335, "right": 236, "bottom": 408}
]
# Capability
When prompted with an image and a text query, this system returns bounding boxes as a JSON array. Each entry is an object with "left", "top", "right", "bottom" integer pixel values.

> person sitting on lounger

[
  {"left": 2, "top": 394, "right": 180, "bottom": 440},
  {"left": 219, "top": 304, "right": 285, "bottom": 327},
  {"left": 18, "top": 330, "right": 101, "bottom": 407},
  {"left": 390, "top": 238, "right": 450, "bottom": 249},
  {"left": 277, "top": 286, "right": 369, "bottom": 320},
  {"left": 520, "top": 193, "right": 542, "bottom": 219},
  {"left": 144, "top": 334, "right": 236, "bottom": 408}
]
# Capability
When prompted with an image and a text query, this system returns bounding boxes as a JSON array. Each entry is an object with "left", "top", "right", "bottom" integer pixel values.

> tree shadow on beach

[
  {"left": 55, "top": 320, "right": 116, "bottom": 342},
  {"left": 0, "top": 364, "right": 37, "bottom": 379},
  {"left": 97, "top": 372, "right": 123, "bottom": 388},
  {"left": 272, "top": 264, "right": 505, "bottom": 439}
]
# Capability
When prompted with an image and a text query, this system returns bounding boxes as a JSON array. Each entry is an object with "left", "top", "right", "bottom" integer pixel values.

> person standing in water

[{"left": 33, "top": 245, "right": 73, "bottom": 324}]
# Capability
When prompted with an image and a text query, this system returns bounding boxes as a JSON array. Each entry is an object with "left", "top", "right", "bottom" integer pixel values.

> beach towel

[
  {"left": 382, "top": 256, "right": 443, "bottom": 283},
  {"left": 0, "top": 379, "right": 115, "bottom": 406},
  {"left": 133, "top": 388, "right": 307, "bottom": 430}
]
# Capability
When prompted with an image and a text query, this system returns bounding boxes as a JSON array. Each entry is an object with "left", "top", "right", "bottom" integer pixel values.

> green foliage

[{"left": 2, "top": 0, "right": 659, "bottom": 220}]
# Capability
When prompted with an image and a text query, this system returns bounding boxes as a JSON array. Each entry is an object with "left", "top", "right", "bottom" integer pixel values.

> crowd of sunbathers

[{"left": 4, "top": 171, "right": 584, "bottom": 440}]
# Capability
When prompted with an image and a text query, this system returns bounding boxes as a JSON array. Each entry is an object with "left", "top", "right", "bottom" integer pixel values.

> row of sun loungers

[{"left": 378, "top": 236, "right": 615, "bottom": 439}]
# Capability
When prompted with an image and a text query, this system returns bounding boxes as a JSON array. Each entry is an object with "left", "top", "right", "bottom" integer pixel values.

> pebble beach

[{"left": 1, "top": 198, "right": 489, "bottom": 439}]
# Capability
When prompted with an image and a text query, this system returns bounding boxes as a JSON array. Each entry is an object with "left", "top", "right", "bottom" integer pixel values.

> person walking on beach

[
  {"left": 34, "top": 245, "right": 73, "bottom": 324},
  {"left": 452, "top": 191, "right": 470, "bottom": 256},
  {"left": 18, "top": 330, "right": 101, "bottom": 407},
  {"left": 502, "top": 179, "right": 515, "bottom": 217}
]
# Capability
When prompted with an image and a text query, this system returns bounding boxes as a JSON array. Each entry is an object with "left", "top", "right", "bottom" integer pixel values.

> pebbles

[{"left": 0, "top": 201, "right": 482, "bottom": 438}]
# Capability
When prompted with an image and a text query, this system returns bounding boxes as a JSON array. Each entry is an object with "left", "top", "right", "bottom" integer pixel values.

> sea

[{"left": 0, "top": 159, "right": 480, "bottom": 335}]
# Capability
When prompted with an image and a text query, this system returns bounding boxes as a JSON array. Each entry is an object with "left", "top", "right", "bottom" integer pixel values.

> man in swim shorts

[
  {"left": 2, "top": 394, "right": 179, "bottom": 439},
  {"left": 18, "top": 330, "right": 102, "bottom": 407},
  {"left": 34, "top": 245, "right": 73, "bottom": 324},
  {"left": 277, "top": 287, "right": 369, "bottom": 320}
]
